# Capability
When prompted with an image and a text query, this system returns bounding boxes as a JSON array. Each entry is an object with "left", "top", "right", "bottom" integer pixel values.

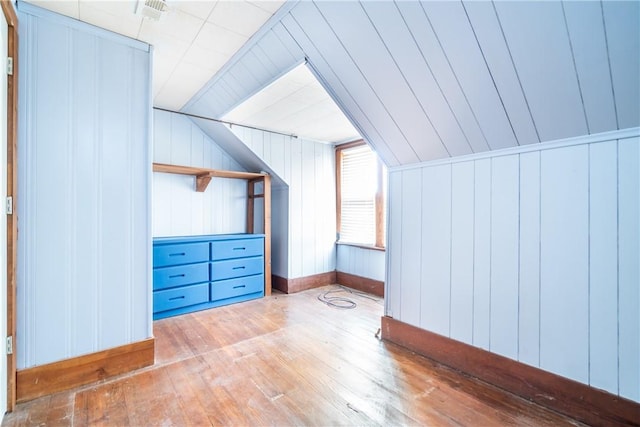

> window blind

[{"left": 339, "top": 145, "right": 377, "bottom": 245}]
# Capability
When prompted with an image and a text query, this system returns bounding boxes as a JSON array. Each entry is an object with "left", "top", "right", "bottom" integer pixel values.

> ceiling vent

[{"left": 136, "top": 0, "right": 168, "bottom": 21}]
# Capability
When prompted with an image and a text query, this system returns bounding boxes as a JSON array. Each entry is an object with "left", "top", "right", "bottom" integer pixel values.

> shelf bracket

[{"left": 195, "top": 173, "right": 212, "bottom": 192}]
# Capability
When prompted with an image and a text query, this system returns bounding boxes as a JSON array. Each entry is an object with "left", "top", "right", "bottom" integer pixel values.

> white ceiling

[
  {"left": 24, "top": 0, "right": 286, "bottom": 111},
  {"left": 222, "top": 64, "right": 360, "bottom": 143}
]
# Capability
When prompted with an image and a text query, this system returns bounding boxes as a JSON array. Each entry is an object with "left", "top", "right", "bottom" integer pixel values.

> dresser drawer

[
  {"left": 154, "top": 283, "right": 209, "bottom": 313},
  {"left": 153, "top": 242, "right": 209, "bottom": 268},
  {"left": 210, "top": 274, "right": 264, "bottom": 301},
  {"left": 210, "top": 238, "right": 263, "bottom": 261},
  {"left": 153, "top": 263, "right": 209, "bottom": 291},
  {"left": 211, "top": 256, "right": 263, "bottom": 281}
]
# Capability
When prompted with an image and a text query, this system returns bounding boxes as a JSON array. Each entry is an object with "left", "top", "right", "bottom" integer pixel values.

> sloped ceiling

[
  {"left": 221, "top": 63, "right": 360, "bottom": 143},
  {"left": 187, "top": 0, "right": 639, "bottom": 168}
]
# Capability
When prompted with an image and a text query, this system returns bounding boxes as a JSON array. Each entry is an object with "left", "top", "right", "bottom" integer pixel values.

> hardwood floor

[{"left": 3, "top": 286, "right": 584, "bottom": 426}]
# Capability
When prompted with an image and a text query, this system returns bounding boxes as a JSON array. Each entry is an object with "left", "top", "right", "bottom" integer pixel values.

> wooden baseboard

[
  {"left": 17, "top": 338, "right": 155, "bottom": 402},
  {"left": 381, "top": 317, "right": 640, "bottom": 427},
  {"left": 336, "top": 271, "right": 384, "bottom": 297},
  {"left": 272, "top": 271, "right": 337, "bottom": 294}
]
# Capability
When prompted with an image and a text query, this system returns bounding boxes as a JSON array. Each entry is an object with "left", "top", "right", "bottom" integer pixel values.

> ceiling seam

[
  {"left": 418, "top": 1, "right": 491, "bottom": 152},
  {"left": 491, "top": 1, "right": 541, "bottom": 143},
  {"left": 312, "top": 1, "right": 419, "bottom": 163},
  {"left": 461, "top": 1, "right": 520, "bottom": 147},
  {"left": 394, "top": 1, "right": 475, "bottom": 157},
  {"left": 560, "top": 1, "right": 590, "bottom": 135},
  {"left": 359, "top": 1, "right": 451, "bottom": 158},
  {"left": 599, "top": 0, "right": 620, "bottom": 131}
]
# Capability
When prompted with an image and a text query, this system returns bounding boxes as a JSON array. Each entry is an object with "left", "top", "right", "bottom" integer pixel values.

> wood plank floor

[{"left": 3, "top": 286, "right": 584, "bottom": 426}]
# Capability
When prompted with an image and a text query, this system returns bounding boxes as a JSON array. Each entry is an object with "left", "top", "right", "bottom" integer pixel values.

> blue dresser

[{"left": 153, "top": 234, "right": 265, "bottom": 320}]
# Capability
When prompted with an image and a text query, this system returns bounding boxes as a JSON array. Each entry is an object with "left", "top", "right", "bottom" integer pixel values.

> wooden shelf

[
  {"left": 152, "top": 162, "right": 272, "bottom": 295},
  {"left": 153, "top": 163, "right": 266, "bottom": 192}
]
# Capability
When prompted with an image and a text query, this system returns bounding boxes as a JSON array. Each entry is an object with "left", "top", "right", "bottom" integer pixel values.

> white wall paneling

[
  {"left": 472, "top": 158, "right": 491, "bottom": 351},
  {"left": 617, "top": 137, "right": 639, "bottom": 401},
  {"left": 540, "top": 145, "right": 589, "bottom": 383},
  {"left": 17, "top": 7, "right": 151, "bottom": 368},
  {"left": 386, "top": 129, "right": 640, "bottom": 402},
  {"left": 489, "top": 155, "right": 519, "bottom": 360},
  {"left": 336, "top": 245, "right": 385, "bottom": 283},
  {"left": 399, "top": 168, "right": 421, "bottom": 327},
  {"left": 152, "top": 109, "right": 248, "bottom": 237},
  {"left": 419, "top": 165, "right": 451, "bottom": 337},
  {"left": 588, "top": 141, "right": 618, "bottom": 394},
  {"left": 229, "top": 126, "right": 336, "bottom": 279},
  {"left": 449, "top": 162, "right": 474, "bottom": 345},
  {"left": 518, "top": 151, "right": 541, "bottom": 367}
]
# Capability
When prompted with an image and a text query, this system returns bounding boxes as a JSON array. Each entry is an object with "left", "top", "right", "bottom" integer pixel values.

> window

[{"left": 336, "top": 141, "right": 386, "bottom": 249}]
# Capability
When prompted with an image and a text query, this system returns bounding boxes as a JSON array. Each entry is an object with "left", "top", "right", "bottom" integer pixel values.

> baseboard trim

[
  {"left": 17, "top": 338, "right": 155, "bottom": 402},
  {"left": 336, "top": 271, "right": 384, "bottom": 297},
  {"left": 381, "top": 317, "right": 640, "bottom": 427},
  {"left": 272, "top": 271, "right": 337, "bottom": 294}
]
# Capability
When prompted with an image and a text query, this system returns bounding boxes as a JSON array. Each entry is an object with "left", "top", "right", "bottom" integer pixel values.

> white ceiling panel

[
  {"left": 222, "top": 63, "right": 360, "bottom": 143},
  {"left": 169, "top": 0, "right": 218, "bottom": 19},
  {"left": 26, "top": 0, "right": 80, "bottom": 18},
  {"left": 207, "top": 0, "right": 272, "bottom": 37},
  {"left": 24, "top": 0, "right": 285, "bottom": 111},
  {"left": 193, "top": 22, "right": 249, "bottom": 55}
]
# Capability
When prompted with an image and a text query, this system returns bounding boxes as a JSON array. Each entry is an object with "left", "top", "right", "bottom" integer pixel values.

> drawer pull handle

[
  {"left": 233, "top": 285, "right": 246, "bottom": 289},
  {"left": 232, "top": 247, "right": 246, "bottom": 251},
  {"left": 169, "top": 252, "right": 186, "bottom": 257},
  {"left": 169, "top": 274, "right": 185, "bottom": 278},
  {"left": 169, "top": 296, "right": 185, "bottom": 301},
  {"left": 232, "top": 266, "right": 246, "bottom": 270}
]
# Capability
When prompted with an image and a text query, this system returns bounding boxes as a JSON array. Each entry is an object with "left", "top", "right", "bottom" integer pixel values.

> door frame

[{"left": 1, "top": 0, "right": 17, "bottom": 413}]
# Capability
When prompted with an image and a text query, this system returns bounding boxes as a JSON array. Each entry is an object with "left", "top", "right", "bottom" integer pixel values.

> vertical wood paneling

[
  {"left": 71, "top": 29, "right": 99, "bottom": 355},
  {"left": 450, "top": 162, "right": 474, "bottom": 344},
  {"left": 518, "top": 151, "right": 540, "bottom": 367},
  {"left": 602, "top": 1, "right": 640, "bottom": 130},
  {"left": 420, "top": 165, "right": 451, "bottom": 336},
  {"left": 472, "top": 158, "right": 491, "bottom": 350},
  {"left": 18, "top": 9, "right": 151, "bottom": 368},
  {"left": 617, "top": 137, "right": 639, "bottom": 401},
  {"left": 562, "top": 1, "right": 617, "bottom": 134},
  {"left": 386, "top": 171, "right": 403, "bottom": 318},
  {"left": 152, "top": 111, "right": 248, "bottom": 237},
  {"left": 462, "top": 1, "right": 538, "bottom": 146},
  {"left": 32, "top": 18, "right": 70, "bottom": 364},
  {"left": 228, "top": 125, "right": 336, "bottom": 280},
  {"left": 493, "top": 1, "right": 587, "bottom": 142},
  {"left": 489, "top": 155, "right": 519, "bottom": 359},
  {"left": 399, "top": 169, "right": 421, "bottom": 326},
  {"left": 588, "top": 140, "right": 618, "bottom": 394},
  {"left": 387, "top": 132, "right": 638, "bottom": 402},
  {"left": 540, "top": 145, "right": 589, "bottom": 383}
]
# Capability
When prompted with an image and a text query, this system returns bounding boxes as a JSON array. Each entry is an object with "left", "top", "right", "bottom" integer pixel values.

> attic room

[{"left": 0, "top": 0, "right": 638, "bottom": 425}]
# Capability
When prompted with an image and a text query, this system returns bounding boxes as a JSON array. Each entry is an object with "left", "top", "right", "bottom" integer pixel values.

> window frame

[{"left": 335, "top": 140, "right": 385, "bottom": 251}]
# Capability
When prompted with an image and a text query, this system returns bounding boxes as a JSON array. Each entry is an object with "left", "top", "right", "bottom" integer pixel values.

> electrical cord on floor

[{"left": 317, "top": 285, "right": 383, "bottom": 309}]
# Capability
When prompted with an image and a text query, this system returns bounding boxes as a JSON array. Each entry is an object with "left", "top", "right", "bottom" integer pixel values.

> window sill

[{"left": 336, "top": 241, "right": 386, "bottom": 252}]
